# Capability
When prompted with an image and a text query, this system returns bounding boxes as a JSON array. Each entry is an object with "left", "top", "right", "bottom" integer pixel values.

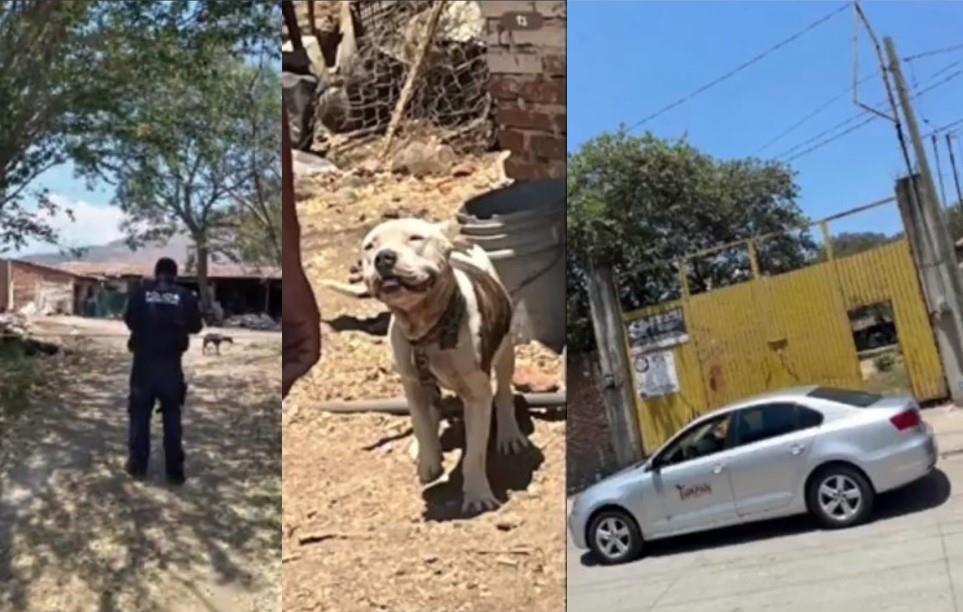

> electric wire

[{"left": 624, "top": 2, "right": 851, "bottom": 132}]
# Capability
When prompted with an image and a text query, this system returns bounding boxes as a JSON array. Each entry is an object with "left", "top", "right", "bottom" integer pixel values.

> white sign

[
  {"left": 632, "top": 349, "right": 680, "bottom": 399},
  {"left": 626, "top": 308, "right": 689, "bottom": 352}
]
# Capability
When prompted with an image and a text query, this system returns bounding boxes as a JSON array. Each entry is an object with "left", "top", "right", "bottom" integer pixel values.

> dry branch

[{"left": 378, "top": 1, "right": 447, "bottom": 162}]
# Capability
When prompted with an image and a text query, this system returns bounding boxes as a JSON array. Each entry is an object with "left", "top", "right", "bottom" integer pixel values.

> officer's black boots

[
  {"left": 166, "top": 467, "right": 186, "bottom": 485},
  {"left": 126, "top": 459, "right": 147, "bottom": 481}
]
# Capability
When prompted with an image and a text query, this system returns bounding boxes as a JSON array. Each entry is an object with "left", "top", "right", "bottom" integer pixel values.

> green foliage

[
  {"left": 567, "top": 131, "right": 816, "bottom": 352},
  {"left": 828, "top": 232, "right": 895, "bottom": 259},
  {"left": 0, "top": 0, "right": 99, "bottom": 251},
  {"left": 60, "top": 2, "right": 278, "bottom": 307},
  {"left": 0, "top": 0, "right": 277, "bottom": 254},
  {"left": 944, "top": 202, "right": 963, "bottom": 245}
]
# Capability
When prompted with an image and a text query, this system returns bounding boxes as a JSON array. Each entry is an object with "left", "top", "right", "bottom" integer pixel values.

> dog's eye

[
  {"left": 409, "top": 235, "right": 424, "bottom": 243},
  {"left": 363, "top": 242, "right": 374, "bottom": 251}
]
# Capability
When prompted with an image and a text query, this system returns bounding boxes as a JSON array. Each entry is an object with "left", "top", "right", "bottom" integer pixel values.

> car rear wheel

[
  {"left": 587, "top": 509, "right": 643, "bottom": 564},
  {"left": 807, "top": 465, "right": 875, "bottom": 528}
]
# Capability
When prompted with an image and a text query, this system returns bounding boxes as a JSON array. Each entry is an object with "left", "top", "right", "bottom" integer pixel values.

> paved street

[{"left": 567, "top": 406, "right": 963, "bottom": 612}]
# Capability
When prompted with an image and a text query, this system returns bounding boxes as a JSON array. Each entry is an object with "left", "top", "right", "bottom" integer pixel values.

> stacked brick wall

[
  {"left": 566, "top": 352, "right": 621, "bottom": 494},
  {"left": 10, "top": 262, "right": 76, "bottom": 314},
  {"left": 480, "top": 1, "right": 566, "bottom": 181}
]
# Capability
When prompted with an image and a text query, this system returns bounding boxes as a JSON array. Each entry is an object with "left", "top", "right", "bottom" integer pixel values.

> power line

[
  {"left": 774, "top": 107, "right": 868, "bottom": 159},
  {"left": 920, "top": 59, "right": 961, "bottom": 80},
  {"left": 925, "top": 116, "right": 963, "bottom": 139},
  {"left": 904, "top": 41, "right": 963, "bottom": 62},
  {"left": 775, "top": 62, "right": 963, "bottom": 162},
  {"left": 781, "top": 115, "right": 878, "bottom": 163},
  {"left": 624, "top": 2, "right": 851, "bottom": 132},
  {"left": 752, "top": 70, "right": 878, "bottom": 155},
  {"left": 914, "top": 67, "right": 963, "bottom": 97}
]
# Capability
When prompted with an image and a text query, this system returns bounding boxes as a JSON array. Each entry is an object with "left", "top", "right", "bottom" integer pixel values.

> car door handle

[
  {"left": 790, "top": 444, "right": 806, "bottom": 455},
  {"left": 712, "top": 464, "right": 725, "bottom": 474}
]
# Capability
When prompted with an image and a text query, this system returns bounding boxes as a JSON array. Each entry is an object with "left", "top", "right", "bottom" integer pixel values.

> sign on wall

[
  {"left": 632, "top": 349, "right": 680, "bottom": 399},
  {"left": 626, "top": 308, "right": 689, "bottom": 352}
]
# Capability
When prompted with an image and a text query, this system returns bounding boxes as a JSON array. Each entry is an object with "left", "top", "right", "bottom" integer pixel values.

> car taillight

[{"left": 890, "top": 410, "right": 920, "bottom": 431}]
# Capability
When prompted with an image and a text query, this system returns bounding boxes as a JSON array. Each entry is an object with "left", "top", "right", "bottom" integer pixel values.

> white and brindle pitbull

[{"left": 358, "top": 218, "right": 529, "bottom": 512}]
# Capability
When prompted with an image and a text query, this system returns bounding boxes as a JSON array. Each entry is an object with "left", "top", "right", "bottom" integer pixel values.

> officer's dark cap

[{"left": 155, "top": 257, "right": 178, "bottom": 277}]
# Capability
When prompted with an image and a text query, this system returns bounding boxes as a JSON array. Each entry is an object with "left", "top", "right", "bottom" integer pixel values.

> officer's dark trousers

[{"left": 128, "top": 355, "right": 186, "bottom": 475}]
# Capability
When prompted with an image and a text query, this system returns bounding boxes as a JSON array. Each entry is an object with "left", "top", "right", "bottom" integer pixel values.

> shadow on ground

[
  {"left": 324, "top": 312, "right": 390, "bottom": 336},
  {"left": 422, "top": 402, "right": 546, "bottom": 521},
  {"left": 0, "top": 340, "right": 281, "bottom": 611},
  {"left": 579, "top": 468, "right": 952, "bottom": 567}
]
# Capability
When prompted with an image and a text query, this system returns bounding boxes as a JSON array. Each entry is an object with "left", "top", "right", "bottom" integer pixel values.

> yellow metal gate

[{"left": 623, "top": 206, "right": 946, "bottom": 453}]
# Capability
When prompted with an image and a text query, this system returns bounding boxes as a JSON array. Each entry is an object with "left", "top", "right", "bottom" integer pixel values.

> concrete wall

[
  {"left": 567, "top": 352, "right": 620, "bottom": 493},
  {"left": 480, "top": 1, "right": 566, "bottom": 181}
]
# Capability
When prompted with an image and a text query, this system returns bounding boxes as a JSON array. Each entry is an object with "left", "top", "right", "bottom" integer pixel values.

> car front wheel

[
  {"left": 587, "top": 509, "right": 643, "bottom": 564},
  {"left": 807, "top": 465, "right": 875, "bottom": 528}
]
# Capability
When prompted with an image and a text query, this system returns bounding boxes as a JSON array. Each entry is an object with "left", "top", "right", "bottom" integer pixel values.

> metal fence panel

[{"left": 621, "top": 232, "right": 945, "bottom": 451}]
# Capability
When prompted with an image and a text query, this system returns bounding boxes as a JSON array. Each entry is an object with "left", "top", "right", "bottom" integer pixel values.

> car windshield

[{"left": 807, "top": 386, "right": 882, "bottom": 407}]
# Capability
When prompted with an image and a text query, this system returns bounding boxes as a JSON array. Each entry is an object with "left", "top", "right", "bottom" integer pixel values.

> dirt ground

[
  {"left": 284, "top": 154, "right": 567, "bottom": 611},
  {"left": 0, "top": 316, "right": 281, "bottom": 611}
]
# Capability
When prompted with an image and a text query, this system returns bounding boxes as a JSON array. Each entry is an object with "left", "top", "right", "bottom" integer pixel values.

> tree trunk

[{"left": 195, "top": 237, "right": 213, "bottom": 319}]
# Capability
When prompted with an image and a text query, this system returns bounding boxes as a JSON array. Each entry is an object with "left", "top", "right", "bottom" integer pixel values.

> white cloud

[{"left": 11, "top": 194, "right": 126, "bottom": 256}]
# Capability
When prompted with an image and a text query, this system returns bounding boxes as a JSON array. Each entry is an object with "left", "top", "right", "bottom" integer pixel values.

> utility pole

[
  {"left": 933, "top": 134, "right": 948, "bottom": 207},
  {"left": 587, "top": 261, "right": 645, "bottom": 465},
  {"left": 886, "top": 36, "right": 963, "bottom": 405},
  {"left": 948, "top": 134, "right": 963, "bottom": 216}
]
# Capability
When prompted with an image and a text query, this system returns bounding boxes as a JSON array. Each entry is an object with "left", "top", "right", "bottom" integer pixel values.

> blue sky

[
  {"left": 568, "top": 0, "right": 963, "bottom": 238},
  {"left": 11, "top": 163, "right": 125, "bottom": 256}
]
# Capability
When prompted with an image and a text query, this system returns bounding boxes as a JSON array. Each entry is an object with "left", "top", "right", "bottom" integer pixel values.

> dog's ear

[{"left": 435, "top": 220, "right": 471, "bottom": 250}]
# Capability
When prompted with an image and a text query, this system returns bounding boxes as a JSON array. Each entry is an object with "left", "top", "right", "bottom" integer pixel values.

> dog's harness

[{"left": 409, "top": 289, "right": 466, "bottom": 386}]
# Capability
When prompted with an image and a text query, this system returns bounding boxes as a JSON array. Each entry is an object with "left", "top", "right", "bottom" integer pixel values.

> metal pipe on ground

[{"left": 315, "top": 393, "right": 567, "bottom": 415}]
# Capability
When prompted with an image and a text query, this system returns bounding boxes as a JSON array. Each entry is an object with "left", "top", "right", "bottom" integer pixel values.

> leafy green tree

[
  {"left": 0, "top": 0, "right": 99, "bottom": 251},
  {"left": 0, "top": 0, "right": 275, "bottom": 261},
  {"left": 64, "top": 1, "right": 277, "bottom": 313},
  {"left": 568, "top": 131, "right": 817, "bottom": 352},
  {"left": 72, "top": 57, "right": 277, "bottom": 313},
  {"left": 223, "top": 65, "right": 282, "bottom": 267}
]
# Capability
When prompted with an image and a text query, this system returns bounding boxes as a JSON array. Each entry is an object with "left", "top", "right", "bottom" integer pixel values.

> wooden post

[
  {"left": 307, "top": 0, "right": 317, "bottom": 39},
  {"left": 282, "top": 1, "right": 303, "bottom": 50},
  {"left": 587, "top": 261, "right": 645, "bottom": 466},
  {"left": 378, "top": 1, "right": 447, "bottom": 162}
]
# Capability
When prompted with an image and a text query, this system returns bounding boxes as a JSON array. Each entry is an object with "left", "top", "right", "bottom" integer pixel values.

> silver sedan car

[{"left": 568, "top": 386, "right": 938, "bottom": 564}]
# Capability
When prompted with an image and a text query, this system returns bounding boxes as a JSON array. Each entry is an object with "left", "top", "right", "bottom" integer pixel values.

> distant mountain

[{"left": 23, "top": 234, "right": 194, "bottom": 267}]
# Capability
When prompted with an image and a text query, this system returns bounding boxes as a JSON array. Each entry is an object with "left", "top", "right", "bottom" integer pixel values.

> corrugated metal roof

[{"left": 5, "top": 259, "right": 93, "bottom": 280}]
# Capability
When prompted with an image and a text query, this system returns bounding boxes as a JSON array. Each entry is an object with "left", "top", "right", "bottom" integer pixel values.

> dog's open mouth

[{"left": 379, "top": 273, "right": 433, "bottom": 295}]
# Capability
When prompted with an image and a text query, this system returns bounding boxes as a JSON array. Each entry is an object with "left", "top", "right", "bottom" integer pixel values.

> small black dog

[{"left": 202, "top": 333, "right": 234, "bottom": 355}]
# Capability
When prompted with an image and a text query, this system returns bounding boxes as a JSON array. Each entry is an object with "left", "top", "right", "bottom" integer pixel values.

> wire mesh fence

[{"left": 314, "top": 0, "right": 494, "bottom": 158}]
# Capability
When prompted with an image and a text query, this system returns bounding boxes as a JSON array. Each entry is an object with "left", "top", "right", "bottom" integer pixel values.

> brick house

[
  {"left": 0, "top": 259, "right": 92, "bottom": 315},
  {"left": 481, "top": 1, "right": 566, "bottom": 181}
]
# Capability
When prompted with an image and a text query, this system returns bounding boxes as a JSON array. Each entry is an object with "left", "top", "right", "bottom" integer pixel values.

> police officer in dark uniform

[{"left": 124, "top": 257, "right": 203, "bottom": 483}]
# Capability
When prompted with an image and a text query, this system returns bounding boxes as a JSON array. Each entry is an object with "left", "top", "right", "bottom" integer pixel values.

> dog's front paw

[
  {"left": 496, "top": 428, "right": 530, "bottom": 455},
  {"left": 462, "top": 488, "right": 499, "bottom": 514},
  {"left": 417, "top": 454, "right": 444, "bottom": 484}
]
